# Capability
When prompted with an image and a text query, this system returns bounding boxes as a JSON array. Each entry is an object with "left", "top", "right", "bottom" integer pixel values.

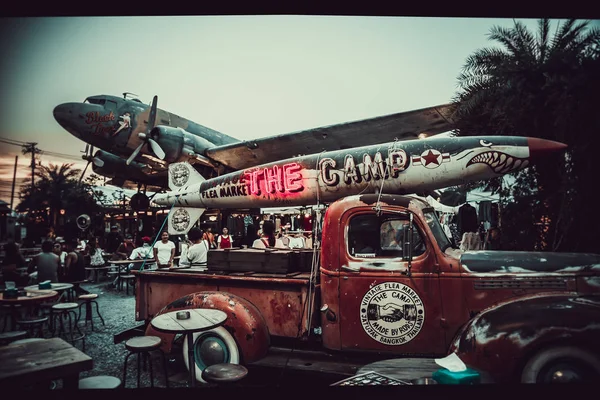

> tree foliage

[
  {"left": 453, "top": 19, "right": 600, "bottom": 252},
  {"left": 16, "top": 163, "right": 106, "bottom": 238}
]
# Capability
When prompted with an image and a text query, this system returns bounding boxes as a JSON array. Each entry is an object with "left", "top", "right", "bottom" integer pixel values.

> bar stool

[
  {"left": 16, "top": 316, "right": 49, "bottom": 338},
  {"left": 76, "top": 294, "right": 105, "bottom": 331},
  {"left": 1, "top": 304, "right": 23, "bottom": 332},
  {"left": 0, "top": 331, "right": 28, "bottom": 346},
  {"left": 51, "top": 303, "right": 85, "bottom": 351},
  {"left": 79, "top": 376, "right": 122, "bottom": 389},
  {"left": 201, "top": 363, "right": 249, "bottom": 386},
  {"left": 123, "top": 336, "right": 170, "bottom": 388},
  {"left": 119, "top": 275, "right": 135, "bottom": 295}
]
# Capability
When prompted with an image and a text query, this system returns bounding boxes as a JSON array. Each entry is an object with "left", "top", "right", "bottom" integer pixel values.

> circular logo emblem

[
  {"left": 171, "top": 164, "right": 190, "bottom": 187},
  {"left": 420, "top": 149, "right": 442, "bottom": 169},
  {"left": 172, "top": 208, "right": 191, "bottom": 232},
  {"left": 360, "top": 282, "right": 425, "bottom": 345}
]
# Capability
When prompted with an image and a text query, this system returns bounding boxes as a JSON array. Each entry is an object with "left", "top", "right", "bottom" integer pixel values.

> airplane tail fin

[
  {"left": 167, "top": 207, "right": 205, "bottom": 236},
  {"left": 168, "top": 162, "right": 205, "bottom": 191}
]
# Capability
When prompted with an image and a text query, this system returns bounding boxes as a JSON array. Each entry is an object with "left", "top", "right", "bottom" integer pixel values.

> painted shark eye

[{"left": 480, "top": 140, "right": 493, "bottom": 147}]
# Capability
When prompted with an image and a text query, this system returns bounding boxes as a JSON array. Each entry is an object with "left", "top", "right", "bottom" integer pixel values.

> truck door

[{"left": 338, "top": 209, "right": 446, "bottom": 356}]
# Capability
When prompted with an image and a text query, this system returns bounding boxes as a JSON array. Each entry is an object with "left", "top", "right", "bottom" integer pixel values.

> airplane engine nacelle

[
  {"left": 150, "top": 126, "right": 215, "bottom": 163},
  {"left": 92, "top": 150, "right": 167, "bottom": 187}
]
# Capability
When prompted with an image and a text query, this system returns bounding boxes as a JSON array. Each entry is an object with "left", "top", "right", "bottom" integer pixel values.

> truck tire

[
  {"left": 521, "top": 346, "right": 600, "bottom": 383},
  {"left": 182, "top": 326, "right": 240, "bottom": 384}
]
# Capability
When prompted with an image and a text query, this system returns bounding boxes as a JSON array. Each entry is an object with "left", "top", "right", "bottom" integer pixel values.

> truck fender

[
  {"left": 448, "top": 294, "right": 600, "bottom": 383},
  {"left": 145, "top": 291, "right": 271, "bottom": 364}
]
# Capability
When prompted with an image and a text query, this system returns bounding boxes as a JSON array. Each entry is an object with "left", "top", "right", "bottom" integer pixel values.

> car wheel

[
  {"left": 521, "top": 346, "right": 600, "bottom": 383},
  {"left": 182, "top": 326, "right": 240, "bottom": 384}
]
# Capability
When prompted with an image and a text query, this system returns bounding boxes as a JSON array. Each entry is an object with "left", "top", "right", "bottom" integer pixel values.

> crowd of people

[{"left": 2, "top": 219, "right": 317, "bottom": 287}]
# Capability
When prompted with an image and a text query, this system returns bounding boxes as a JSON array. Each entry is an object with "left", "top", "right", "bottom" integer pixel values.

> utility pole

[
  {"left": 22, "top": 142, "right": 39, "bottom": 192},
  {"left": 10, "top": 155, "right": 18, "bottom": 212}
]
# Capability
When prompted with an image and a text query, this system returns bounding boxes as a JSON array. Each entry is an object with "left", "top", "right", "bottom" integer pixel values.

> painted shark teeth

[{"left": 466, "top": 151, "right": 529, "bottom": 174}]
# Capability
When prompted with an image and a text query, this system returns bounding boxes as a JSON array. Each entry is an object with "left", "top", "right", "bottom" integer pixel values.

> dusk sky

[{"left": 0, "top": 16, "right": 587, "bottom": 205}]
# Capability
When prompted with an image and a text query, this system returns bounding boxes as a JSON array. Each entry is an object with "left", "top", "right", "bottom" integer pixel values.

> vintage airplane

[{"left": 52, "top": 93, "right": 458, "bottom": 206}]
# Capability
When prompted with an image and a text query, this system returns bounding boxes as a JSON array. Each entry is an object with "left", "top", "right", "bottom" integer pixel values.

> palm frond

[
  {"left": 512, "top": 20, "right": 537, "bottom": 63},
  {"left": 488, "top": 25, "right": 521, "bottom": 57},
  {"left": 538, "top": 18, "right": 551, "bottom": 62},
  {"left": 550, "top": 19, "right": 585, "bottom": 54}
]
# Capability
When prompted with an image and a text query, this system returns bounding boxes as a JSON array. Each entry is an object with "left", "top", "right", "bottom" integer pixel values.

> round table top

[
  {"left": 24, "top": 283, "right": 73, "bottom": 292},
  {"left": 151, "top": 309, "right": 227, "bottom": 334},
  {"left": 0, "top": 290, "right": 59, "bottom": 304},
  {"left": 202, "top": 363, "right": 249, "bottom": 383}
]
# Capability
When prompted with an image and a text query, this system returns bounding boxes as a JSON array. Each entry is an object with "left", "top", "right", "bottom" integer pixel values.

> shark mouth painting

[{"left": 466, "top": 151, "right": 529, "bottom": 174}]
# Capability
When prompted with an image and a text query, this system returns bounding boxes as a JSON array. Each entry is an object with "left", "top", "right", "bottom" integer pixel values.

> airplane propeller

[
  {"left": 127, "top": 95, "right": 166, "bottom": 165},
  {"left": 79, "top": 144, "right": 104, "bottom": 185}
]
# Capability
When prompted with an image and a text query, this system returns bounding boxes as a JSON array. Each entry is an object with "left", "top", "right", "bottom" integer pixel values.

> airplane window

[
  {"left": 84, "top": 98, "right": 106, "bottom": 105},
  {"left": 347, "top": 213, "right": 425, "bottom": 259}
]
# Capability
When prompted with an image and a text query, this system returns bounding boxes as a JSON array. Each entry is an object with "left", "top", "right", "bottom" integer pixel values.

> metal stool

[
  {"left": 16, "top": 316, "right": 49, "bottom": 338},
  {"left": 1, "top": 304, "right": 23, "bottom": 332},
  {"left": 79, "top": 376, "right": 122, "bottom": 389},
  {"left": 201, "top": 363, "right": 249, "bottom": 386},
  {"left": 119, "top": 275, "right": 135, "bottom": 295},
  {"left": 0, "top": 330, "right": 28, "bottom": 346},
  {"left": 51, "top": 303, "right": 85, "bottom": 351},
  {"left": 123, "top": 336, "right": 169, "bottom": 388},
  {"left": 76, "top": 294, "right": 105, "bottom": 331}
]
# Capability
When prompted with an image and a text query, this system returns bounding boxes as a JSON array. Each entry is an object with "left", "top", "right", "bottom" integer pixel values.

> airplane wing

[{"left": 205, "top": 103, "right": 456, "bottom": 171}]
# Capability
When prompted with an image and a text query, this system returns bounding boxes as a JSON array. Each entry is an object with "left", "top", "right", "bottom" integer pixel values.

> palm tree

[
  {"left": 452, "top": 19, "right": 600, "bottom": 252},
  {"left": 17, "top": 163, "right": 102, "bottom": 237}
]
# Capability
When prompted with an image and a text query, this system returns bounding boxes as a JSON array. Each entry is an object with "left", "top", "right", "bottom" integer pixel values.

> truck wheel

[
  {"left": 521, "top": 346, "right": 600, "bottom": 383},
  {"left": 182, "top": 326, "right": 240, "bottom": 384}
]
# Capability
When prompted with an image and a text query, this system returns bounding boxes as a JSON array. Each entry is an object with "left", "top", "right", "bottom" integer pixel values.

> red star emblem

[{"left": 422, "top": 150, "right": 441, "bottom": 166}]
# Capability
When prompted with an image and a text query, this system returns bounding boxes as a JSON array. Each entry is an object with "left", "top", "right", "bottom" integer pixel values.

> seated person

[
  {"left": 128, "top": 236, "right": 157, "bottom": 271},
  {"left": 28, "top": 240, "right": 60, "bottom": 283},
  {"left": 64, "top": 239, "right": 86, "bottom": 283},
  {"left": 1, "top": 242, "right": 29, "bottom": 287}
]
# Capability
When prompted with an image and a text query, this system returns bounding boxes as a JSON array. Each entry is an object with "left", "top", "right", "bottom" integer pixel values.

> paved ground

[{"left": 13, "top": 278, "right": 346, "bottom": 389}]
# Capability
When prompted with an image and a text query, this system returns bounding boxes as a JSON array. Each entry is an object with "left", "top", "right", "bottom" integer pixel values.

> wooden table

[
  {"left": 0, "top": 337, "right": 93, "bottom": 389},
  {"left": 25, "top": 283, "right": 74, "bottom": 302},
  {"left": 0, "top": 290, "right": 58, "bottom": 331},
  {"left": 151, "top": 309, "right": 227, "bottom": 387}
]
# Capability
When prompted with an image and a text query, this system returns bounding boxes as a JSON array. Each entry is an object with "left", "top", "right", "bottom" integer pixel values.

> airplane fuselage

[{"left": 53, "top": 95, "right": 239, "bottom": 181}]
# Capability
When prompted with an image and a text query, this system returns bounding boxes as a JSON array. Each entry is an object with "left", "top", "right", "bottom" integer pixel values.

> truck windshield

[{"left": 423, "top": 211, "right": 453, "bottom": 252}]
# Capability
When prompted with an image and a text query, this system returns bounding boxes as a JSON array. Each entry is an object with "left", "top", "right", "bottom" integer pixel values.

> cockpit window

[{"left": 84, "top": 97, "right": 106, "bottom": 105}]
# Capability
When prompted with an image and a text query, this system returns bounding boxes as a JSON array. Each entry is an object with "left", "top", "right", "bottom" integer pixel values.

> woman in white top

[
  {"left": 153, "top": 231, "right": 176, "bottom": 268},
  {"left": 184, "top": 228, "right": 210, "bottom": 270},
  {"left": 252, "top": 220, "right": 287, "bottom": 249}
]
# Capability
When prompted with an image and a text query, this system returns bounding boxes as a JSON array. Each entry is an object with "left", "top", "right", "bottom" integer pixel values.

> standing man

[{"left": 153, "top": 231, "right": 176, "bottom": 269}]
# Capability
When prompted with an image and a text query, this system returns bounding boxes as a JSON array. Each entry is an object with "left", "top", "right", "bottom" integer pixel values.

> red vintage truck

[{"left": 128, "top": 193, "right": 600, "bottom": 384}]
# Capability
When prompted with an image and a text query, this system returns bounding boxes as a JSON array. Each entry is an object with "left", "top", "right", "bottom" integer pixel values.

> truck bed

[{"left": 134, "top": 266, "right": 315, "bottom": 338}]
